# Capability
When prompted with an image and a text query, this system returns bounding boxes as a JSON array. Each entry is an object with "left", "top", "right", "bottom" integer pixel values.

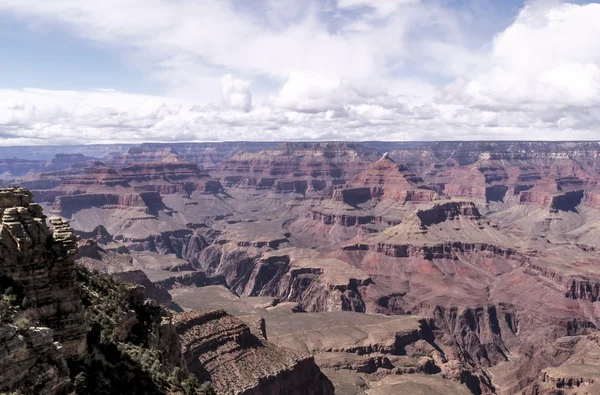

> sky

[{"left": 0, "top": 0, "right": 599, "bottom": 145}]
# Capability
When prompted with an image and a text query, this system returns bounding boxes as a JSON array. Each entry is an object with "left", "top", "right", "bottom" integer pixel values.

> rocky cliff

[
  {"left": 213, "top": 142, "right": 379, "bottom": 196},
  {"left": 119, "top": 160, "right": 222, "bottom": 195},
  {"left": 0, "top": 187, "right": 334, "bottom": 395},
  {"left": 0, "top": 187, "right": 87, "bottom": 393},
  {"left": 332, "top": 154, "right": 439, "bottom": 204},
  {"left": 174, "top": 310, "right": 333, "bottom": 395},
  {"left": 0, "top": 187, "right": 87, "bottom": 357},
  {"left": 0, "top": 326, "right": 71, "bottom": 394},
  {"left": 30, "top": 159, "right": 223, "bottom": 218}
]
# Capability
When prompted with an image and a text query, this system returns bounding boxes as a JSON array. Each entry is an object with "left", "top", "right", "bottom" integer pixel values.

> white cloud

[
  {"left": 268, "top": 72, "right": 410, "bottom": 114},
  {"left": 269, "top": 73, "right": 370, "bottom": 113},
  {"left": 220, "top": 75, "right": 252, "bottom": 112},
  {"left": 459, "top": 1, "right": 600, "bottom": 108},
  {"left": 0, "top": 1, "right": 599, "bottom": 144},
  {"left": 0, "top": 0, "right": 453, "bottom": 89}
]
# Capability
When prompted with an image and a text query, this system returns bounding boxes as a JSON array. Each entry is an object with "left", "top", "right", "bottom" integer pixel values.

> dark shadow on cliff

[
  {"left": 551, "top": 190, "right": 584, "bottom": 213},
  {"left": 67, "top": 324, "right": 164, "bottom": 395},
  {"left": 141, "top": 192, "right": 169, "bottom": 216},
  {"left": 485, "top": 185, "right": 508, "bottom": 203}
]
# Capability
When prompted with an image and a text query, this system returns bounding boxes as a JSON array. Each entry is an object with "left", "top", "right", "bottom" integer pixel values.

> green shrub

[
  {"left": 0, "top": 294, "right": 18, "bottom": 323},
  {"left": 0, "top": 278, "right": 26, "bottom": 324},
  {"left": 75, "top": 265, "right": 132, "bottom": 344},
  {"left": 69, "top": 266, "right": 214, "bottom": 394},
  {"left": 14, "top": 317, "right": 30, "bottom": 331},
  {"left": 73, "top": 372, "right": 88, "bottom": 393},
  {"left": 182, "top": 375, "right": 200, "bottom": 395},
  {"left": 170, "top": 367, "right": 186, "bottom": 383},
  {"left": 199, "top": 382, "right": 216, "bottom": 395}
]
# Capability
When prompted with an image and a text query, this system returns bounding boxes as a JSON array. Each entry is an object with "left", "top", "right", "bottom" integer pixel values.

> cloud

[
  {"left": 459, "top": 1, "right": 600, "bottom": 108},
  {"left": 0, "top": 1, "right": 599, "bottom": 144},
  {"left": 336, "top": 0, "right": 420, "bottom": 18},
  {"left": 220, "top": 75, "right": 252, "bottom": 112},
  {"left": 0, "top": 0, "right": 455, "bottom": 88},
  {"left": 269, "top": 73, "right": 379, "bottom": 113}
]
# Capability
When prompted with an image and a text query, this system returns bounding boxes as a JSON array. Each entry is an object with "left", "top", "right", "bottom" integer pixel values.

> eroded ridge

[{"left": 173, "top": 309, "right": 334, "bottom": 395}]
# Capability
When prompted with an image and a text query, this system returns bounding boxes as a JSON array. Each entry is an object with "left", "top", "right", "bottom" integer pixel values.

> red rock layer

[
  {"left": 214, "top": 142, "right": 380, "bottom": 195},
  {"left": 332, "top": 155, "right": 440, "bottom": 204},
  {"left": 30, "top": 159, "right": 223, "bottom": 216}
]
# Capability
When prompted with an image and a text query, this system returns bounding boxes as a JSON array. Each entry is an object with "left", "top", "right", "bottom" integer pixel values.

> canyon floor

[{"left": 4, "top": 141, "right": 600, "bottom": 394}]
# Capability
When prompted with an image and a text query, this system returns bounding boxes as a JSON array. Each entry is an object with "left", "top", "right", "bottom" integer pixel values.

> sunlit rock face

[{"left": 0, "top": 187, "right": 87, "bottom": 357}]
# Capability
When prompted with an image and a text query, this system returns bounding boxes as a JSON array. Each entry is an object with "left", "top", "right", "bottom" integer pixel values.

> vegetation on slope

[
  {"left": 0, "top": 276, "right": 28, "bottom": 325},
  {"left": 68, "top": 265, "right": 214, "bottom": 395}
]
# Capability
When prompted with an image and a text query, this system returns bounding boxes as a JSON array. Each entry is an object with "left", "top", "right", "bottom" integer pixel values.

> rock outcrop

[
  {"left": 0, "top": 326, "right": 71, "bottom": 394},
  {"left": 0, "top": 187, "right": 87, "bottom": 357},
  {"left": 333, "top": 154, "right": 439, "bottom": 204},
  {"left": 518, "top": 333, "right": 600, "bottom": 394},
  {"left": 0, "top": 187, "right": 87, "bottom": 393},
  {"left": 243, "top": 250, "right": 374, "bottom": 312},
  {"left": 173, "top": 309, "right": 334, "bottom": 395}
]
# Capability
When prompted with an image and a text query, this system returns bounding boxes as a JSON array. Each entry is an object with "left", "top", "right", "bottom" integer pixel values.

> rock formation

[
  {"left": 0, "top": 158, "right": 46, "bottom": 179},
  {"left": 174, "top": 309, "right": 334, "bottom": 394},
  {"left": 0, "top": 187, "right": 87, "bottom": 357},
  {"left": 333, "top": 153, "right": 438, "bottom": 204},
  {"left": 0, "top": 187, "right": 335, "bottom": 395},
  {"left": 30, "top": 158, "right": 223, "bottom": 218},
  {"left": 213, "top": 142, "right": 379, "bottom": 196},
  {"left": 0, "top": 325, "right": 71, "bottom": 394},
  {"left": 7, "top": 141, "right": 600, "bottom": 394},
  {"left": 44, "top": 153, "right": 98, "bottom": 171},
  {"left": 108, "top": 142, "right": 278, "bottom": 170}
]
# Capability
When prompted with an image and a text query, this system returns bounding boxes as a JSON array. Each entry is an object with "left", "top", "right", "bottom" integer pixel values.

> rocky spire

[{"left": 0, "top": 187, "right": 87, "bottom": 357}]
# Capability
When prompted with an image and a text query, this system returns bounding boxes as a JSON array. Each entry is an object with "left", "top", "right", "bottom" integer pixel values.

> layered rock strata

[
  {"left": 174, "top": 309, "right": 334, "bottom": 395},
  {"left": 333, "top": 154, "right": 439, "bottom": 204},
  {"left": 0, "top": 187, "right": 87, "bottom": 357},
  {"left": 0, "top": 326, "right": 71, "bottom": 394}
]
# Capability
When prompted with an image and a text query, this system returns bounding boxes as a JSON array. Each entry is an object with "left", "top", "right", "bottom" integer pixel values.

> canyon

[{"left": 3, "top": 141, "right": 600, "bottom": 394}]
